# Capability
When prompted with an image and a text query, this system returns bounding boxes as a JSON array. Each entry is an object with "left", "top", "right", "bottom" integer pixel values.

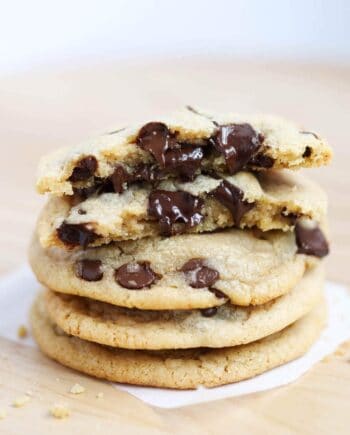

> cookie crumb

[
  {"left": 70, "top": 383, "right": 85, "bottom": 394},
  {"left": 17, "top": 325, "right": 28, "bottom": 339},
  {"left": 12, "top": 395, "right": 30, "bottom": 408},
  {"left": 0, "top": 408, "right": 6, "bottom": 420},
  {"left": 50, "top": 403, "right": 70, "bottom": 419},
  {"left": 96, "top": 392, "right": 104, "bottom": 399}
]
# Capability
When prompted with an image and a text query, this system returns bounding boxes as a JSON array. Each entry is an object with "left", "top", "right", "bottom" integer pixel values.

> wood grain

[{"left": 0, "top": 59, "right": 349, "bottom": 434}]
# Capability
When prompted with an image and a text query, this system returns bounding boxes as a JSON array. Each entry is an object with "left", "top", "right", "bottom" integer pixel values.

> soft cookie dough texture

[
  {"left": 36, "top": 107, "right": 332, "bottom": 196},
  {"left": 37, "top": 170, "right": 327, "bottom": 248}
]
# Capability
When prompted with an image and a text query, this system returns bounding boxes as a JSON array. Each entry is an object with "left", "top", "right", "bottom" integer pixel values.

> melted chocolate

[
  {"left": 163, "top": 144, "right": 204, "bottom": 181},
  {"left": 75, "top": 259, "right": 103, "bottom": 281},
  {"left": 136, "top": 122, "right": 175, "bottom": 166},
  {"left": 69, "top": 156, "right": 97, "bottom": 182},
  {"left": 115, "top": 261, "right": 159, "bottom": 289},
  {"left": 210, "top": 180, "right": 254, "bottom": 226},
  {"left": 148, "top": 190, "right": 204, "bottom": 235},
  {"left": 181, "top": 259, "right": 219, "bottom": 288},
  {"left": 57, "top": 223, "right": 98, "bottom": 248},
  {"left": 249, "top": 153, "right": 274, "bottom": 168},
  {"left": 295, "top": 221, "right": 329, "bottom": 257},
  {"left": 210, "top": 123, "right": 262, "bottom": 174},
  {"left": 200, "top": 307, "right": 218, "bottom": 317},
  {"left": 110, "top": 165, "right": 130, "bottom": 194}
]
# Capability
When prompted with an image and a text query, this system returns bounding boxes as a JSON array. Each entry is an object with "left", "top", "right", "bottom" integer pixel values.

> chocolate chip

[
  {"left": 302, "top": 146, "right": 312, "bottom": 158},
  {"left": 110, "top": 165, "right": 130, "bottom": 194},
  {"left": 115, "top": 261, "right": 159, "bottom": 289},
  {"left": 210, "top": 180, "right": 254, "bottom": 226},
  {"left": 300, "top": 131, "right": 319, "bottom": 140},
  {"left": 77, "top": 208, "right": 86, "bottom": 215},
  {"left": 208, "top": 287, "right": 228, "bottom": 299},
  {"left": 295, "top": 220, "right": 329, "bottom": 257},
  {"left": 136, "top": 122, "right": 176, "bottom": 166},
  {"left": 57, "top": 223, "right": 98, "bottom": 248},
  {"left": 249, "top": 152, "right": 274, "bottom": 168},
  {"left": 210, "top": 124, "right": 262, "bottom": 174},
  {"left": 75, "top": 259, "right": 103, "bottom": 281},
  {"left": 163, "top": 144, "right": 204, "bottom": 181},
  {"left": 148, "top": 190, "right": 204, "bottom": 235},
  {"left": 200, "top": 307, "right": 218, "bottom": 317},
  {"left": 181, "top": 259, "right": 219, "bottom": 288},
  {"left": 69, "top": 156, "right": 98, "bottom": 182}
]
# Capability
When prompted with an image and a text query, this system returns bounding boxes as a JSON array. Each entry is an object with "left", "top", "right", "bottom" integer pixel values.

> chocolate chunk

[
  {"left": 75, "top": 259, "right": 103, "bottom": 281},
  {"left": 295, "top": 220, "right": 329, "bottom": 257},
  {"left": 249, "top": 152, "right": 274, "bottom": 168},
  {"left": 110, "top": 165, "right": 130, "bottom": 194},
  {"left": 115, "top": 261, "right": 159, "bottom": 289},
  {"left": 77, "top": 208, "right": 87, "bottom": 215},
  {"left": 200, "top": 307, "right": 218, "bottom": 317},
  {"left": 181, "top": 259, "right": 219, "bottom": 288},
  {"left": 300, "top": 131, "right": 319, "bottom": 140},
  {"left": 57, "top": 223, "right": 98, "bottom": 248},
  {"left": 148, "top": 190, "right": 204, "bottom": 235},
  {"left": 302, "top": 146, "right": 312, "bottom": 158},
  {"left": 136, "top": 122, "right": 175, "bottom": 166},
  {"left": 210, "top": 180, "right": 254, "bottom": 226},
  {"left": 69, "top": 156, "right": 97, "bottom": 182},
  {"left": 210, "top": 124, "right": 262, "bottom": 174},
  {"left": 163, "top": 144, "right": 204, "bottom": 180}
]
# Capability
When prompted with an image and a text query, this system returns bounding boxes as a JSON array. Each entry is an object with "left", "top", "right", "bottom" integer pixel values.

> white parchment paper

[{"left": 1, "top": 265, "right": 350, "bottom": 409}]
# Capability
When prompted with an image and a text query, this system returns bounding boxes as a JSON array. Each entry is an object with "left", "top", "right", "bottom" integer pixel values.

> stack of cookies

[{"left": 29, "top": 108, "right": 332, "bottom": 389}]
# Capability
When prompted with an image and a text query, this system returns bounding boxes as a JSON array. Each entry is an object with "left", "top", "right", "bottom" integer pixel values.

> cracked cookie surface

[{"left": 37, "top": 170, "right": 328, "bottom": 248}]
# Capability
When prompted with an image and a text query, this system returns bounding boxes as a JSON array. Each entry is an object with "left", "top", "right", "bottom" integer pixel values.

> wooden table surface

[{"left": 0, "top": 59, "right": 349, "bottom": 434}]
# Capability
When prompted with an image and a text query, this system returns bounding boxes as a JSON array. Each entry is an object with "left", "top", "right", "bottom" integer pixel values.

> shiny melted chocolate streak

[
  {"left": 136, "top": 122, "right": 175, "bottom": 166},
  {"left": 210, "top": 180, "right": 255, "bottom": 226},
  {"left": 295, "top": 222, "right": 329, "bottom": 258},
  {"left": 181, "top": 258, "right": 219, "bottom": 288},
  {"left": 69, "top": 156, "right": 98, "bottom": 182},
  {"left": 148, "top": 190, "right": 204, "bottom": 236},
  {"left": 75, "top": 259, "right": 103, "bottom": 281},
  {"left": 210, "top": 124, "right": 263, "bottom": 174},
  {"left": 57, "top": 223, "right": 98, "bottom": 248},
  {"left": 115, "top": 261, "right": 159, "bottom": 289}
]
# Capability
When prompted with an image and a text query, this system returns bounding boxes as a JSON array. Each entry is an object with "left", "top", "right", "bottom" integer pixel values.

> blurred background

[{"left": 0, "top": 0, "right": 349, "bottom": 280}]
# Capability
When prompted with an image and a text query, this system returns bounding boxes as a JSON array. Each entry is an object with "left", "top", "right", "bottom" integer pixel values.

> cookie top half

[{"left": 36, "top": 107, "right": 332, "bottom": 196}]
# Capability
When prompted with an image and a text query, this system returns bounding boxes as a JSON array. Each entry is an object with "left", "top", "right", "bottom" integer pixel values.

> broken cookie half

[{"left": 36, "top": 107, "right": 332, "bottom": 196}]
